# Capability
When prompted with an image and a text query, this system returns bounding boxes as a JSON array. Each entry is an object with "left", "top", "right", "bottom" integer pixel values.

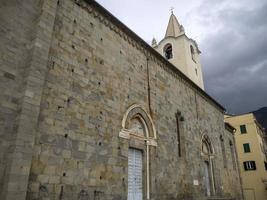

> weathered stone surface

[{"left": 0, "top": 0, "right": 58, "bottom": 199}]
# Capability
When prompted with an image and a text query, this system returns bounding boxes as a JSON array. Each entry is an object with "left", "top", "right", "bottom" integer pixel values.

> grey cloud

[
  {"left": 220, "top": 3, "right": 267, "bottom": 29},
  {"left": 199, "top": 2, "right": 267, "bottom": 114}
]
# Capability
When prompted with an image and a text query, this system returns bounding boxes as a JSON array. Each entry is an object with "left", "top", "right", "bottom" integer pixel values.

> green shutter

[
  {"left": 243, "top": 143, "right": 250, "bottom": 153},
  {"left": 240, "top": 125, "right": 247, "bottom": 134}
]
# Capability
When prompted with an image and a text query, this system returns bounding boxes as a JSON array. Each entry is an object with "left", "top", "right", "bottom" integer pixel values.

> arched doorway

[
  {"left": 119, "top": 104, "right": 157, "bottom": 200},
  {"left": 201, "top": 134, "right": 215, "bottom": 196}
]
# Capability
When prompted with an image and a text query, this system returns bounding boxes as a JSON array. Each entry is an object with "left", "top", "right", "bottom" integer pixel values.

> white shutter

[{"left": 128, "top": 149, "right": 143, "bottom": 200}]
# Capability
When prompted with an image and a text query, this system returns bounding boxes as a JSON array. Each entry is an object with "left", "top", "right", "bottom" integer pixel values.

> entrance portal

[{"left": 128, "top": 148, "right": 143, "bottom": 200}]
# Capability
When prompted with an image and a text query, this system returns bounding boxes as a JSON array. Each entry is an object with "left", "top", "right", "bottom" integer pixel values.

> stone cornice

[{"left": 75, "top": 0, "right": 225, "bottom": 112}]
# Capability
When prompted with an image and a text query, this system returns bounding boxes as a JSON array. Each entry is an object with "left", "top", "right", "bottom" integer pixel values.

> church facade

[{"left": 0, "top": 0, "right": 243, "bottom": 200}]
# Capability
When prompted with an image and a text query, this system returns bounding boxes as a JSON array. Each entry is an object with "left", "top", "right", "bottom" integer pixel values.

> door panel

[{"left": 128, "top": 148, "right": 143, "bottom": 200}]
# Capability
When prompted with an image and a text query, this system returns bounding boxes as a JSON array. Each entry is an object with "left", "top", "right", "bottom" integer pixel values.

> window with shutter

[
  {"left": 240, "top": 125, "right": 247, "bottom": 134},
  {"left": 243, "top": 161, "right": 256, "bottom": 171},
  {"left": 243, "top": 143, "right": 251, "bottom": 153}
]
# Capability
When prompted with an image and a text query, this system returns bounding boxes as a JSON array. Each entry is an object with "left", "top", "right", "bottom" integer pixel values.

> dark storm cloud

[{"left": 199, "top": 1, "right": 267, "bottom": 114}]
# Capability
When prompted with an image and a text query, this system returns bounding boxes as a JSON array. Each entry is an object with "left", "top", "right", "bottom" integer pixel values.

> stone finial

[
  {"left": 180, "top": 25, "right": 185, "bottom": 33},
  {"left": 151, "top": 37, "right": 157, "bottom": 47},
  {"left": 170, "top": 7, "right": 174, "bottom": 14}
]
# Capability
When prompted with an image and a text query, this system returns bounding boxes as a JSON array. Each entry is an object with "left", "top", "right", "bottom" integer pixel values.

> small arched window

[
  {"left": 190, "top": 45, "right": 196, "bottom": 62},
  {"left": 164, "top": 43, "right": 173, "bottom": 60}
]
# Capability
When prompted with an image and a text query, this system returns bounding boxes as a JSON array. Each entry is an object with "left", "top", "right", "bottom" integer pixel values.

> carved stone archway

[{"left": 119, "top": 104, "right": 157, "bottom": 146}]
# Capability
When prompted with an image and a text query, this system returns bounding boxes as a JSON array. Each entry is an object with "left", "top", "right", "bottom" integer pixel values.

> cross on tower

[{"left": 170, "top": 7, "right": 174, "bottom": 14}]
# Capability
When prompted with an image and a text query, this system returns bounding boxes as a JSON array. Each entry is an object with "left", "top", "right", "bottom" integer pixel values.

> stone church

[{"left": 0, "top": 0, "right": 243, "bottom": 199}]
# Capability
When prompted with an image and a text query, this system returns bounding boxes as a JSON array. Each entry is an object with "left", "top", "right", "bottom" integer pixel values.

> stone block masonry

[
  {"left": 0, "top": 0, "right": 243, "bottom": 200},
  {"left": 0, "top": 0, "right": 58, "bottom": 199}
]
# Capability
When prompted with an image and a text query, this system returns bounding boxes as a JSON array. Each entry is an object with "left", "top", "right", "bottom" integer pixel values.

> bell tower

[{"left": 153, "top": 13, "right": 205, "bottom": 90}]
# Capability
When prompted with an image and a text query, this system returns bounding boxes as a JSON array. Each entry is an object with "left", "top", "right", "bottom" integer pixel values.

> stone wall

[
  {"left": 0, "top": 0, "right": 58, "bottom": 199},
  {"left": 0, "top": 0, "right": 42, "bottom": 197},
  {"left": 0, "top": 0, "right": 243, "bottom": 199}
]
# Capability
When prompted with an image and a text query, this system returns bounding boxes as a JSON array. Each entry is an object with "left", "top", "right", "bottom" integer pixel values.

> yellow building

[{"left": 225, "top": 113, "right": 267, "bottom": 200}]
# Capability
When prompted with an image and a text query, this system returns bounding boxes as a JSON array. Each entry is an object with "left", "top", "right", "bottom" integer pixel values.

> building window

[
  {"left": 190, "top": 45, "right": 196, "bottom": 62},
  {"left": 164, "top": 43, "right": 173, "bottom": 60},
  {"left": 243, "top": 143, "right": 251, "bottom": 153},
  {"left": 240, "top": 125, "right": 247, "bottom": 134},
  {"left": 243, "top": 161, "right": 256, "bottom": 171},
  {"left": 265, "top": 162, "right": 267, "bottom": 171}
]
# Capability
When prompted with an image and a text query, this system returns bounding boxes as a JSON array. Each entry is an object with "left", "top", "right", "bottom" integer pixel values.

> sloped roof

[{"left": 165, "top": 13, "right": 181, "bottom": 37}]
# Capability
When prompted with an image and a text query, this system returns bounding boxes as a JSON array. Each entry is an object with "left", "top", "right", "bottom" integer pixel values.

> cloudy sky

[{"left": 96, "top": 0, "right": 267, "bottom": 114}]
